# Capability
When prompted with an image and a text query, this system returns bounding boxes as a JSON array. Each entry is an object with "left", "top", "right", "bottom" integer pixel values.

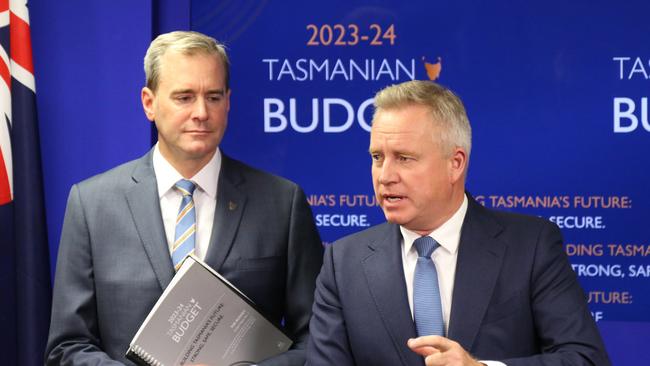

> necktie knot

[
  {"left": 414, "top": 236, "right": 440, "bottom": 258},
  {"left": 175, "top": 179, "right": 196, "bottom": 197}
]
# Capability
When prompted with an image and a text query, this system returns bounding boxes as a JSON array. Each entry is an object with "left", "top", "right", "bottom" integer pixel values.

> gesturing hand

[{"left": 408, "top": 336, "right": 485, "bottom": 366}]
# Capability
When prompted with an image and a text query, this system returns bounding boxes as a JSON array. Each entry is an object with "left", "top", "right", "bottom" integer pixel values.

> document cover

[{"left": 126, "top": 255, "right": 292, "bottom": 366}]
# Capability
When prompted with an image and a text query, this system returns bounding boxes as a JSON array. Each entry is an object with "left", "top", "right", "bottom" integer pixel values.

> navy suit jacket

[
  {"left": 46, "top": 150, "right": 323, "bottom": 366},
  {"left": 307, "top": 196, "right": 610, "bottom": 366}
]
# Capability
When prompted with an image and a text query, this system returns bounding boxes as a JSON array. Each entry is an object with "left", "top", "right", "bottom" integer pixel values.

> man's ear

[
  {"left": 449, "top": 147, "right": 467, "bottom": 184},
  {"left": 141, "top": 87, "right": 156, "bottom": 121},
  {"left": 225, "top": 88, "right": 231, "bottom": 112}
]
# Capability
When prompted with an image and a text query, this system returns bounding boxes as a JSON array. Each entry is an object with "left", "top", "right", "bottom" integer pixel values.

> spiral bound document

[{"left": 126, "top": 255, "right": 292, "bottom": 366}]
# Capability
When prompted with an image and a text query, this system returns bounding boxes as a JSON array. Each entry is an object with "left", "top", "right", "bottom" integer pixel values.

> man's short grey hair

[
  {"left": 373, "top": 80, "right": 472, "bottom": 158},
  {"left": 144, "top": 30, "right": 230, "bottom": 92}
]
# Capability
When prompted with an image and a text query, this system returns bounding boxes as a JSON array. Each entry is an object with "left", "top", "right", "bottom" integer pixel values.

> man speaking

[{"left": 306, "top": 80, "right": 610, "bottom": 366}]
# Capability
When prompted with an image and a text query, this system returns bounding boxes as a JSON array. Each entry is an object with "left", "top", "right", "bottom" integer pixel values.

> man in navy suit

[
  {"left": 306, "top": 80, "right": 610, "bottom": 366},
  {"left": 46, "top": 31, "right": 323, "bottom": 365}
]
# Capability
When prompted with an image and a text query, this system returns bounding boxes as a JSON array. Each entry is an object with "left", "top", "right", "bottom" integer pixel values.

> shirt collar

[
  {"left": 401, "top": 194, "right": 468, "bottom": 255},
  {"left": 152, "top": 143, "right": 221, "bottom": 199}
]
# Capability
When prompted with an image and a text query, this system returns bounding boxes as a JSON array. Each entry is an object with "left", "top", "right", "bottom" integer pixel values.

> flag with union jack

[{"left": 0, "top": 0, "right": 51, "bottom": 364}]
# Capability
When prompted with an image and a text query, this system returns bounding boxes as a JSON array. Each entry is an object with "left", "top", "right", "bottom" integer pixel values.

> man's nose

[
  {"left": 192, "top": 98, "right": 209, "bottom": 120},
  {"left": 377, "top": 158, "right": 398, "bottom": 184}
]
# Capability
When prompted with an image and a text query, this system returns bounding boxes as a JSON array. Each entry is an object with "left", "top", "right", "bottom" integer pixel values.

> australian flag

[{"left": 0, "top": 1, "right": 52, "bottom": 365}]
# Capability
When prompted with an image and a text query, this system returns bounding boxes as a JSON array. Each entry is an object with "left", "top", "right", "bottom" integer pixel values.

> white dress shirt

[
  {"left": 401, "top": 195, "right": 467, "bottom": 334},
  {"left": 153, "top": 143, "right": 220, "bottom": 261},
  {"left": 401, "top": 194, "right": 506, "bottom": 366}
]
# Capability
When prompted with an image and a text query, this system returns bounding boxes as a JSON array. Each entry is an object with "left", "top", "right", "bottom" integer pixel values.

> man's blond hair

[
  {"left": 144, "top": 31, "right": 230, "bottom": 92},
  {"left": 373, "top": 80, "right": 472, "bottom": 158}
]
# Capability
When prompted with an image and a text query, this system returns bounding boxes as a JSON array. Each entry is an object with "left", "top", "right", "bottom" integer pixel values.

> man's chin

[
  {"left": 383, "top": 212, "right": 409, "bottom": 226},
  {"left": 183, "top": 145, "right": 218, "bottom": 160}
]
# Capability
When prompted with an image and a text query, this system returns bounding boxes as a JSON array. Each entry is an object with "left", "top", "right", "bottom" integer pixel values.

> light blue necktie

[
  {"left": 171, "top": 179, "right": 196, "bottom": 271},
  {"left": 413, "top": 236, "right": 445, "bottom": 336}
]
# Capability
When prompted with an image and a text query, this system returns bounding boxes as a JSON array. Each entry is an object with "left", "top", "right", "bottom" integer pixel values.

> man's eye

[{"left": 175, "top": 95, "right": 192, "bottom": 102}]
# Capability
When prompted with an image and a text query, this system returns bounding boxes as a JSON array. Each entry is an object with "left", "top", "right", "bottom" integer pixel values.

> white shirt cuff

[{"left": 480, "top": 361, "right": 506, "bottom": 366}]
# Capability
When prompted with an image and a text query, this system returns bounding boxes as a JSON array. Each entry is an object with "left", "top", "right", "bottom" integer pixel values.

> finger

[
  {"left": 408, "top": 335, "right": 452, "bottom": 351},
  {"left": 424, "top": 351, "right": 445, "bottom": 366},
  {"left": 409, "top": 344, "right": 440, "bottom": 357}
]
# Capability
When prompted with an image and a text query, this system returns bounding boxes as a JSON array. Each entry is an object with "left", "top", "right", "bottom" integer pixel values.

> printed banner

[{"left": 192, "top": 1, "right": 650, "bottom": 363}]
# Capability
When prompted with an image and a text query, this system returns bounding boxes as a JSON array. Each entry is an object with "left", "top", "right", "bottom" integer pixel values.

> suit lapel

[
  {"left": 204, "top": 155, "right": 246, "bottom": 271},
  {"left": 125, "top": 151, "right": 174, "bottom": 290},
  {"left": 362, "top": 224, "right": 424, "bottom": 366},
  {"left": 448, "top": 197, "right": 506, "bottom": 351}
]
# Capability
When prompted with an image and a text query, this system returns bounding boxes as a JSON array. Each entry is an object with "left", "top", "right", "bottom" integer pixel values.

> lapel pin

[{"left": 228, "top": 201, "right": 237, "bottom": 211}]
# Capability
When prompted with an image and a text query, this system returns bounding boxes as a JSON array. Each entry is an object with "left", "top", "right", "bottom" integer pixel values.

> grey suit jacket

[
  {"left": 46, "top": 150, "right": 323, "bottom": 366},
  {"left": 307, "top": 195, "right": 610, "bottom": 366}
]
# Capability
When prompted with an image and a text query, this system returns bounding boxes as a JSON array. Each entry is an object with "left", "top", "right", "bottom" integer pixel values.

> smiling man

[
  {"left": 46, "top": 31, "right": 323, "bottom": 366},
  {"left": 306, "top": 80, "right": 610, "bottom": 366}
]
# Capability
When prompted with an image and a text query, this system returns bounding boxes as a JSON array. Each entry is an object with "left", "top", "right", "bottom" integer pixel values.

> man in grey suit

[
  {"left": 45, "top": 31, "right": 323, "bottom": 365},
  {"left": 307, "top": 81, "right": 610, "bottom": 365}
]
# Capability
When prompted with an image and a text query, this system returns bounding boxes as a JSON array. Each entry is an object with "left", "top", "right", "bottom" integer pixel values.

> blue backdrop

[{"left": 192, "top": 1, "right": 649, "bottom": 364}]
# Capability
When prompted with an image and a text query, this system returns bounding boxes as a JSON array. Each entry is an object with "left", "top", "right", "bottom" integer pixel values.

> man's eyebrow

[
  {"left": 169, "top": 89, "right": 226, "bottom": 98},
  {"left": 206, "top": 89, "right": 225, "bottom": 95},
  {"left": 170, "top": 89, "right": 194, "bottom": 95}
]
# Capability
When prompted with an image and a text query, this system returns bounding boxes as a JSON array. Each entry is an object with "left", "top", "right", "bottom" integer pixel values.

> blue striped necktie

[
  {"left": 413, "top": 236, "right": 445, "bottom": 336},
  {"left": 172, "top": 179, "right": 196, "bottom": 271}
]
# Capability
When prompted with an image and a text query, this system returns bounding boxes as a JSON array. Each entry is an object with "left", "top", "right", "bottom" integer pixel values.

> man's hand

[{"left": 408, "top": 336, "right": 485, "bottom": 366}]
